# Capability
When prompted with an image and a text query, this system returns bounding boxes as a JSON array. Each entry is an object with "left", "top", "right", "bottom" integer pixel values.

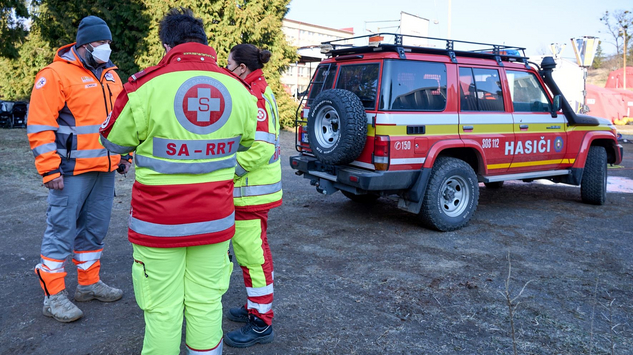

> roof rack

[{"left": 320, "top": 33, "right": 528, "bottom": 66}]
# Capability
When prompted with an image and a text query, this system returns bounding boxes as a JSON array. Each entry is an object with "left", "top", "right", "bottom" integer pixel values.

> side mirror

[{"left": 551, "top": 95, "right": 561, "bottom": 118}]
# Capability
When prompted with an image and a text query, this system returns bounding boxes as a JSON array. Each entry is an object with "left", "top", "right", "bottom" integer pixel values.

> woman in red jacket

[{"left": 224, "top": 44, "right": 283, "bottom": 348}]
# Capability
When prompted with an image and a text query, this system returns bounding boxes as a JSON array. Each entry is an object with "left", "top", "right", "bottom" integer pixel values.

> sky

[{"left": 286, "top": 0, "right": 631, "bottom": 58}]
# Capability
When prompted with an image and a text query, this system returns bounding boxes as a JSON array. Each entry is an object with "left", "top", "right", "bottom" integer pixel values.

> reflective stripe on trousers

[
  {"left": 186, "top": 341, "right": 223, "bottom": 355},
  {"left": 74, "top": 249, "right": 103, "bottom": 270},
  {"left": 37, "top": 256, "right": 65, "bottom": 273},
  {"left": 247, "top": 300, "right": 273, "bottom": 315},
  {"left": 246, "top": 283, "right": 274, "bottom": 297}
]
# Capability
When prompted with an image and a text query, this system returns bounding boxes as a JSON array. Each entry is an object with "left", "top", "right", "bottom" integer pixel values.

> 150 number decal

[
  {"left": 482, "top": 138, "right": 500, "bottom": 149},
  {"left": 394, "top": 141, "right": 411, "bottom": 150}
]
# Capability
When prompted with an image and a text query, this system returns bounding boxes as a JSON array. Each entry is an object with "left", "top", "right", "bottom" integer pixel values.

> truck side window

[
  {"left": 380, "top": 60, "right": 447, "bottom": 111},
  {"left": 459, "top": 67, "right": 504, "bottom": 111},
  {"left": 336, "top": 64, "right": 380, "bottom": 109},
  {"left": 506, "top": 70, "right": 551, "bottom": 112}
]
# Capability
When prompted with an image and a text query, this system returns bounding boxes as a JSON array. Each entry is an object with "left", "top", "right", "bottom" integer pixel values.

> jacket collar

[
  {"left": 54, "top": 42, "right": 117, "bottom": 72},
  {"left": 243, "top": 69, "right": 265, "bottom": 86},
  {"left": 160, "top": 42, "right": 218, "bottom": 65}
]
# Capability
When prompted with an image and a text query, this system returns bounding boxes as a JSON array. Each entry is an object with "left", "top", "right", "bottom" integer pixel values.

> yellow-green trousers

[{"left": 132, "top": 241, "right": 232, "bottom": 355}]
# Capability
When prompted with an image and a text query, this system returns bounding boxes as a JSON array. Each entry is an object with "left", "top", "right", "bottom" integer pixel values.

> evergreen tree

[
  {"left": 0, "top": 0, "right": 29, "bottom": 59},
  {"left": 33, "top": 0, "right": 151, "bottom": 79},
  {"left": 0, "top": 27, "right": 54, "bottom": 101},
  {"left": 2, "top": 0, "right": 299, "bottom": 126},
  {"left": 592, "top": 41, "right": 604, "bottom": 69},
  {"left": 135, "top": 0, "right": 298, "bottom": 127}
]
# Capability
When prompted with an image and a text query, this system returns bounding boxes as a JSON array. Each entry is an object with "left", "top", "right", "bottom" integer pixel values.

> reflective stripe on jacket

[
  {"left": 234, "top": 70, "right": 283, "bottom": 211},
  {"left": 27, "top": 43, "right": 123, "bottom": 183},
  {"left": 100, "top": 43, "right": 258, "bottom": 248}
]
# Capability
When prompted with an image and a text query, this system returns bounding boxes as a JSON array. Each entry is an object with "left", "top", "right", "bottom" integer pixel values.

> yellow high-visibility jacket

[
  {"left": 234, "top": 69, "right": 282, "bottom": 211},
  {"left": 100, "top": 43, "right": 257, "bottom": 248}
]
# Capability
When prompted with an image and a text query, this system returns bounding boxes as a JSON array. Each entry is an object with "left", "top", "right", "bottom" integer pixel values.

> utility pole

[
  {"left": 447, "top": 0, "right": 452, "bottom": 39},
  {"left": 624, "top": 29, "right": 627, "bottom": 90},
  {"left": 571, "top": 36, "right": 599, "bottom": 113}
]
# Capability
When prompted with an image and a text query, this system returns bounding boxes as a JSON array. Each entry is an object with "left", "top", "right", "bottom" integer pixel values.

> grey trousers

[{"left": 40, "top": 171, "right": 115, "bottom": 262}]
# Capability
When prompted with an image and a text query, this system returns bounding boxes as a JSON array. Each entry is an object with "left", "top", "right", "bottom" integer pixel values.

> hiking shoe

[
  {"left": 227, "top": 305, "right": 249, "bottom": 323},
  {"left": 74, "top": 280, "right": 123, "bottom": 302},
  {"left": 43, "top": 290, "right": 83, "bottom": 323},
  {"left": 224, "top": 315, "right": 274, "bottom": 348}
]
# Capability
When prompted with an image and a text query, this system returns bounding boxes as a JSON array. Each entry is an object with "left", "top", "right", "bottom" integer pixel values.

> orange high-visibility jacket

[{"left": 27, "top": 43, "right": 124, "bottom": 183}]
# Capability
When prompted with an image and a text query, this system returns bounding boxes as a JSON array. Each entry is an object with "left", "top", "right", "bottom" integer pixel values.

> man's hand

[
  {"left": 44, "top": 176, "right": 64, "bottom": 190},
  {"left": 117, "top": 160, "right": 132, "bottom": 174}
]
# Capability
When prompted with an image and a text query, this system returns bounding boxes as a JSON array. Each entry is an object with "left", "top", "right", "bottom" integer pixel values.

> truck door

[
  {"left": 458, "top": 67, "right": 514, "bottom": 175},
  {"left": 505, "top": 70, "right": 567, "bottom": 174}
]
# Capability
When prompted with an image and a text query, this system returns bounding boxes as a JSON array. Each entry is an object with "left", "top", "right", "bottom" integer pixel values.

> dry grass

[{"left": 587, "top": 68, "right": 611, "bottom": 87}]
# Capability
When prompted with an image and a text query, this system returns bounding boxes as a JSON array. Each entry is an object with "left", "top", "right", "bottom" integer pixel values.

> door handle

[
  {"left": 519, "top": 124, "right": 529, "bottom": 129},
  {"left": 463, "top": 125, "right": 474, "bottom": 131}
]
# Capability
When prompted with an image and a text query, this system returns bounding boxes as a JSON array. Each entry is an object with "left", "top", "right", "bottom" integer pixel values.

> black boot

[
  {"left": 224, "top": 314, "right": 274, "bottom": 348},
  {"left": 227, "top": 305, "right": 248, "bottom": 323}
]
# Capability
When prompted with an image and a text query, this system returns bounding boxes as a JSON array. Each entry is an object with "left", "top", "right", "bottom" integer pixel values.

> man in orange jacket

[{"left": 27, "top": 15, "right": 130, "bottom": 323}]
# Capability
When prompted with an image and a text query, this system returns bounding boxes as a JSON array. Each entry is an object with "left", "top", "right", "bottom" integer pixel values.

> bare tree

[{"left": 599, "top": 10, "right": 632, "bottom": 54}]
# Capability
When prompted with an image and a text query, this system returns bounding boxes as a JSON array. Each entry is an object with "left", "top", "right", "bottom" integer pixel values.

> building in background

[
  {"left": 281, "top": 14, "right": 432, "bottom": 100},
  {"left": 281, "top": 19, "right": 354, "bottom": 100}
]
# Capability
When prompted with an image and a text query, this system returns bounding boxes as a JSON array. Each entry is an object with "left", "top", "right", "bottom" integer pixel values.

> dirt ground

[{"left": 1, "top": 128, "right": 632, "bottom": 355}]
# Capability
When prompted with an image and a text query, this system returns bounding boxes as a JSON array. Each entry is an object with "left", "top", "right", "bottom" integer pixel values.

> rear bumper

[{"left": 289, "top": 155, "right": 419, "bottom": 191}]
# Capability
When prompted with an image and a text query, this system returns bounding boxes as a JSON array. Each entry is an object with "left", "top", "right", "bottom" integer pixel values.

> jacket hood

[{"left": 54, "top": 43, "right": 82, "bottom": 67}]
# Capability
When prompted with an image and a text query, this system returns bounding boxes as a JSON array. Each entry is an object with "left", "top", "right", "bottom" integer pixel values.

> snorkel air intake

[{"left": 539, "top": 56, "right": 599, "bottom": 126}]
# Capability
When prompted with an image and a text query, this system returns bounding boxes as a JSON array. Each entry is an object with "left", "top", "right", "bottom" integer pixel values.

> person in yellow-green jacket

[
  {"left": 99, "top": 8, "right": 257, "bottom": 355},
  {"left": 223, "top": 44, "right": 282, "bottom": 348}
]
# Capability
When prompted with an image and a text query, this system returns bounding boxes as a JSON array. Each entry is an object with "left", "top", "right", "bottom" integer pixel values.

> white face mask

[{"left": 88, "top": 43, "right": 112, "bottom": 64}]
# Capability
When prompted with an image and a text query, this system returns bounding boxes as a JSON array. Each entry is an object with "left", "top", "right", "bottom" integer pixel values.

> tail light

[
  {"left": 298, "top": 125, "right": 309, "bottom": 151},
  {"left": 373, "top": 135, "right": 390, "bottom": 171},
  {"left": 297, "top": 108, "right": 310, "bottom": 151}
]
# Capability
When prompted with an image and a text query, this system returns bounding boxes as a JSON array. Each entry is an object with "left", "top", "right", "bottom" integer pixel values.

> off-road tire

[
  {"left": 341, "top": 190, "right": 379, "bottom": 204},
  {"left": 307, "top": 89, "right": 367, "bottom": 165},
  {"left": 420, "top": 157, "right": 479, "bottom": 231},
  {"left": 581, "top": 145, "right": 607, "bottom": 205},
  {"left": 484, "top": 181, "right": 504, "bottom": 189}
]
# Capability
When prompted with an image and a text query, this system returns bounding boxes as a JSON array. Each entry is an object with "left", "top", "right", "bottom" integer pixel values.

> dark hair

[
  {"left": 159, "top": 7, "right": 207, "bottom": 48},
  {"left": 230, "top": 44, "right": 272, "bottom": 71}
]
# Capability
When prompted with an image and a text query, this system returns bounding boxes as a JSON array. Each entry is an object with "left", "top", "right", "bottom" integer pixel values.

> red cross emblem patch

[
  {"left": 257, "top": 108, "right": 267, "bottom": 122},
  {"left": 175, "top": 76, "right": 233, "bottom": 134}
]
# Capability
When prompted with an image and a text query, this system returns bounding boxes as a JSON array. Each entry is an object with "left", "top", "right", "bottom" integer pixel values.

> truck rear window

[
  {"left": 307, "top": 64, "right": 337, "bottom": 106},
  {"left": 335, "top": 64, "right": 380, "bottom": 109}
]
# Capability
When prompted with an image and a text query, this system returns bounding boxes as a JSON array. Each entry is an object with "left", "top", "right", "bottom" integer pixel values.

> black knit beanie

[{"left": 75, "top": 16, "right": 112, "bottom": 46}]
